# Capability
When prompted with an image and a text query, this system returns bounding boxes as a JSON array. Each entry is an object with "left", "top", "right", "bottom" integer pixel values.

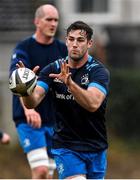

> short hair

[
  {"left": 67, "top": 21, "right": 93, "bottom": 40},
  {"left": 35, "top": 5, "right": 45, "bottom": 18},
  {"left": 34, "top": 4, "right": 58, "bottom": 19}
]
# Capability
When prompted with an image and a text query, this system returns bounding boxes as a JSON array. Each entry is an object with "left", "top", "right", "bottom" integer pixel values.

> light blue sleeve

[
  {"left": 88, "top": 82, "right": 107, "bottom": 95},
  {"left": 37, "top": 81, "right": 49, "bottom": 93}
]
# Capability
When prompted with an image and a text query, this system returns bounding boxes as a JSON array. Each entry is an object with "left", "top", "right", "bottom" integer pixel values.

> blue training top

[
  {"left": 9, "top": 35, "right": 68, "bottom": 126},
  {"left": 37, "top": 56, "right": 110, "bottom": 152}
]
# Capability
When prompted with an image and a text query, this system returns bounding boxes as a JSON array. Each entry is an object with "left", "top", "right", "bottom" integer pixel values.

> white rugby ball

[{"left": 9, "top": 67, "right": 37, "bottom": 96}]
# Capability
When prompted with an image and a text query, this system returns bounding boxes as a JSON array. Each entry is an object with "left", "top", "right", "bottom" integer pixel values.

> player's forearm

[
  {"left": 22, "top": 86, "right": 45, "bottom": 109},
  {"left": 20, "top": 97, "right": 31, "bottom": 111},
  {"left": 67, "top": 79, "right": 99, "bottom": 112},
  {"left": 22, "top": 95, "right": 37, "bottom": 109}
]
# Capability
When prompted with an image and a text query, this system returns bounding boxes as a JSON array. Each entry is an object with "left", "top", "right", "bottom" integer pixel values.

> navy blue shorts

[{"left": 51, "top": 148, "right": 107, "bottom": 179}]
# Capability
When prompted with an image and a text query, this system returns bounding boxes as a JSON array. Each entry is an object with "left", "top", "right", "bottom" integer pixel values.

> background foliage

[{"left": 106, "top": 68, "right": 140, "bottom": 148}]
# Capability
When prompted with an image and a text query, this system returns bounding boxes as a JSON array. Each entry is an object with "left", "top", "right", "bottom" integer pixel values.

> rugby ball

[{"left": 9, "top": 67, "right": 37, "bottom": 96}]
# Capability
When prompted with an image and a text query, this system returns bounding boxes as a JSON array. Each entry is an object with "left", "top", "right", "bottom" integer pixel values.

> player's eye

[
  {"left": 54, "top": 18, "right": 58, "bottom": 22},
  {"left": 45, "top": 18, "right": 52, "bottom": 21},
  {"left": 68, "top": 37, "right": 74, "bottom": 41},
  {"left": 45, "top": 18, "right": 58, "bottom": 22},
  {"left": 77, "top": 38, "right": 85, "bottom": 42}
]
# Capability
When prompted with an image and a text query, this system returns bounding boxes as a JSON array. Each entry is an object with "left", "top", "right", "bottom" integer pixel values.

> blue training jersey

[
  {"left": 9, "top": 35, "right": 68, "bottom": 126},
  {"left": 37, "top": 55, "right": 110, "bottom": 152}
]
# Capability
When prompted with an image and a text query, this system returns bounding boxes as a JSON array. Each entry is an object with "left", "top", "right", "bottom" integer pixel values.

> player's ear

[
  {"left": 34, "top": 18, "right": 40, "bottom": 27},
  {"left": 88, "top": 39, "right": 93, "bottom": 49}
]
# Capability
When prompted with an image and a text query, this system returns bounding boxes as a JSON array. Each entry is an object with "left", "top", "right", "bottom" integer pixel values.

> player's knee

[{"left": 32, "top": 166, "right": 48, "bottom": 179}]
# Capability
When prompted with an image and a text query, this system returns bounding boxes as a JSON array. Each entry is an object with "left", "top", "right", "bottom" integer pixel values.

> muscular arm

[
  {"left": 22, "top": 85, "right": 46, "bottom": 109},
  {"left": 49, "top": 61, "right": 106, "bottom": 112},
  {"left": 67, "top": 78, "right": 105, "bottom": 112}
]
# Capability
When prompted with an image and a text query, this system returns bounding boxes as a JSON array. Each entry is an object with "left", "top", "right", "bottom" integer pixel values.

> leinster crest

[{"left": 81, "top": 73, "right": 89, "bottom": 85}]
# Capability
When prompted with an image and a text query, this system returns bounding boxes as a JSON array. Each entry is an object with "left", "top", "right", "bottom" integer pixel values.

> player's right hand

[
  {"left": 49, "top": 61, "right": 72, "bottom": 86},
  {"left": 24, "top": 109, "right": 42, "bottom": 128}
]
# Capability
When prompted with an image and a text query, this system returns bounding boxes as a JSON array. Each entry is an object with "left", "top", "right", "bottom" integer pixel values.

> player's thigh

[
  {"left": 16, "top": 123, "right": 46, "bottom": 153},
  {"left": 44, "top": 126, "right": 54, "bottom": 157},
  {"left": 51, "top": 148, "right": 86, "bottom": 179}
]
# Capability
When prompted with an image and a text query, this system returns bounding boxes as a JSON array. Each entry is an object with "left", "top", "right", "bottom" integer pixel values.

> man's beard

[{"left": 70, "top": 52, "right": 86, "bottom": 62}]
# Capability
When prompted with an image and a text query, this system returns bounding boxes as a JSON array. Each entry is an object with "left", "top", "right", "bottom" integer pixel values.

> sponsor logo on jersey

[
  {"left": 53, "top": 78, "right": 63, "bottom": 83},
  {"left": 56, "top": 92, "right": 75, "bottom": 100}
]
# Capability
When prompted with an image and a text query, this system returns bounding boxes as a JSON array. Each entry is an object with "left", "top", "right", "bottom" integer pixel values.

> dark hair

[{"left": 66, "top": 21, "right": 93, "bottom": 40}]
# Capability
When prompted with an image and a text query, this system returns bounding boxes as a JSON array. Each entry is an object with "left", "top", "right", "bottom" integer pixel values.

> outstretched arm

[
  {"left": 49, "top": 61, "right": 105, "bottom": 112},
  {"left": 17, "top": 61, "right": 46, "bottom": 109},
  {"left": 22, "top": 85, "right": 46, "bottom": 109},
  {"left": 66, "top": 80, "right": 105, "bottom": 112}
]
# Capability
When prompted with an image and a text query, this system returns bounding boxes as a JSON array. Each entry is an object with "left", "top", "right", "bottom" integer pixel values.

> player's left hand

[
  {"left": 16, "top": 60, "right": 40, "bottom": 74},
  {"left": 49, "top": 61, "right": 72, "bottom": 86}
]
